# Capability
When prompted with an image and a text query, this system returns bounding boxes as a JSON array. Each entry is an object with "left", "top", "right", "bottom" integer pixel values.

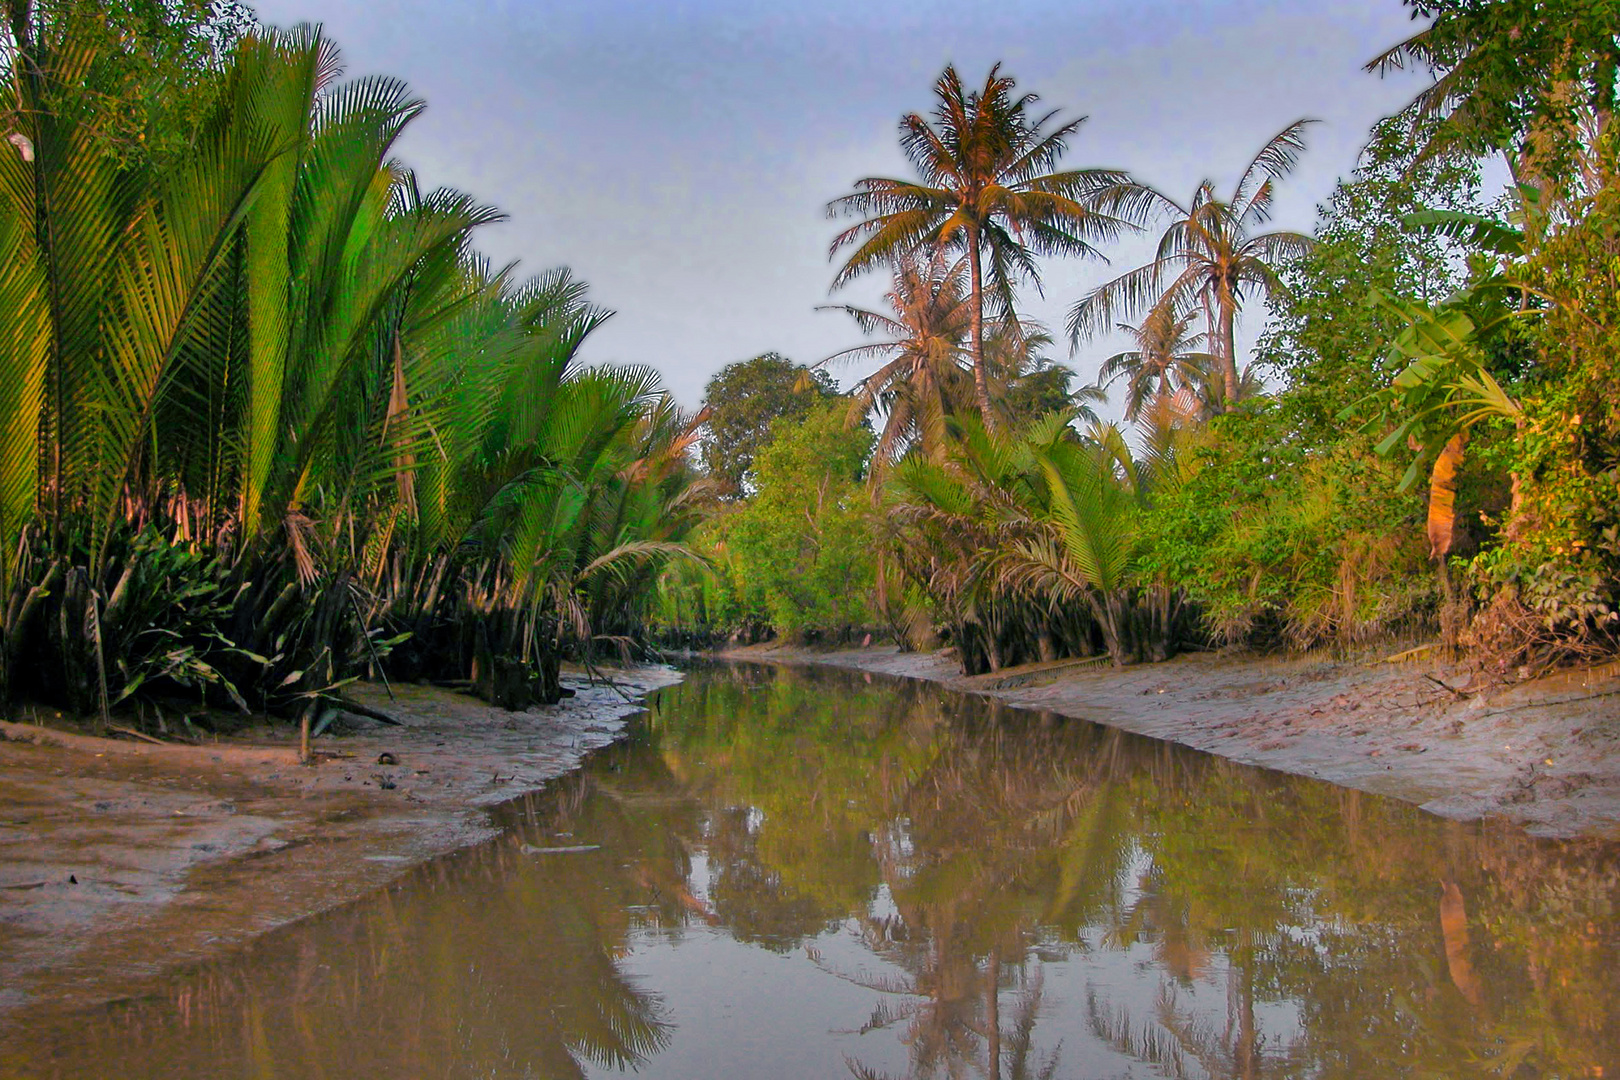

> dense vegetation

[
  {"left": 668, "top": 0, "right": 1620, "bottom": 681},
  {"left": 7, "top": 0, "right": 1620, "bottom": 722},
  {"left": 0, "top": 2, "right": 704, "bottom": 739}
]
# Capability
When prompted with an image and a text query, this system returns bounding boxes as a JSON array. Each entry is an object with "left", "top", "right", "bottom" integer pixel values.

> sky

[{"left": 247, "top": 0, "right": 1438, "bottom": 410}]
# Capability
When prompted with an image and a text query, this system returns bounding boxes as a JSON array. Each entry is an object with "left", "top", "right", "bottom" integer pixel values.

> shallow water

[{"left": 5, "top": 661, "right": 1619, "bottom": 1078}]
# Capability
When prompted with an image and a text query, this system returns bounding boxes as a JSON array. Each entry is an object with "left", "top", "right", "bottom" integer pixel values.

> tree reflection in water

[
  {"left": 8, "top": 662, "right": 1619, "bottom": 1079},
  {"left": 642, "top": 665, "right": 1620, "bottom": 1080}
]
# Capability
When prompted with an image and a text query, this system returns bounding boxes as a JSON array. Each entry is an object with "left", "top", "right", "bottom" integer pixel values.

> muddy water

[{"left": 4, "top": 662, "right": 1619, "bottom": 1078}]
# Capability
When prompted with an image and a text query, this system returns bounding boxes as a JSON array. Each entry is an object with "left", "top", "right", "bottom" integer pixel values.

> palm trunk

[
  {"left": 968, "top": 229, "right": 996, "bottom": 430},
  {"left": 1219, "top": 288, "right": 1240, "bottom": 410}
]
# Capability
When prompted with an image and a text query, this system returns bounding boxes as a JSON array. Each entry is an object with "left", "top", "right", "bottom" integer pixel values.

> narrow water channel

[{"left": 7, "top": 662, "right": 1619, "bottom": 1078}]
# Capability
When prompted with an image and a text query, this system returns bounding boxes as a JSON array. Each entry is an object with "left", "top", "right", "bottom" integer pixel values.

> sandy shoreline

[
  {"left": 0, "top": 665, "right": 679, "bottom": 1025},
  {"left": 725, "top": 643, "right": 1620, "bottom": 840}
]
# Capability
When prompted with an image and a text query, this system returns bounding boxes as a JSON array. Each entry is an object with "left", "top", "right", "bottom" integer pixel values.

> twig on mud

[
  {"left": 1422, "top": 674, "right": 1472, "bottom": 700},
  {"left": 582, "top": 657, "right": 638, "bottom": 704},
  {"left": 106, "top": 724, "right": 172, "bottom": 746},
  {"left": 1478, "top": 687, "right": 1620, "bottom": 719}
]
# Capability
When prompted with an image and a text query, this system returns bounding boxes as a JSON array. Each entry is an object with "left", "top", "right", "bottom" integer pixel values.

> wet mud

[{"left": 0, "top": 666, "right": 680, "bottom": 1024}]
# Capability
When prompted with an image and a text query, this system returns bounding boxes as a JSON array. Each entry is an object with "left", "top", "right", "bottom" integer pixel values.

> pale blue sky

[{"left": 249, "top": 0, "right": 1436, "bottom": 407}]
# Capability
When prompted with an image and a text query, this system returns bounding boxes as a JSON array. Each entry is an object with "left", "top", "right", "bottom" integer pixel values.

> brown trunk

[
  {"left": 1220, "top": 287, "right": 1240, "bottom": 410},
  {"left": 968, "top": 230, "right": 996, "bottom": 430},
  {"left": 1231, "top": 927, "right": 1258, "bottom": 1080},
  {"left": 1036, "top": 630, "right": 1057, "bottom": 663}
]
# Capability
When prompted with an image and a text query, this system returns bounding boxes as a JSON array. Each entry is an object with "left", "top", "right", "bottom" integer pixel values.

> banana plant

[
  {"left": 1352, "top": 208, "right": 1531, "bottom": 561},
  {"left": 1359, "top": 285, "right": 1523, "bottom": 561}
]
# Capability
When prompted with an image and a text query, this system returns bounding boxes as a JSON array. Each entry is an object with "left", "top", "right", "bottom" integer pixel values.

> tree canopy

[{"left": 699, "top": 351, "right": 836, "bottom": 497}]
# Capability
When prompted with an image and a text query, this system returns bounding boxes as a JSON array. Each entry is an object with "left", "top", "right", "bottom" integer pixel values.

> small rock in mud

[{"left": 377, "top": 752, "right": 397, "bottom": 766}]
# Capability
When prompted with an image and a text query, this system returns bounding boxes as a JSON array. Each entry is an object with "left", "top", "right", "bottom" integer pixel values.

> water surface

[{"left": 6, "top": 662, "right": 1619, "bottom": 1078}]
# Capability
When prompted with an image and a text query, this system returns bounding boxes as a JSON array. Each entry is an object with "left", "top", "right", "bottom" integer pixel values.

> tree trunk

[
  {"left": 1093, "top": 593, "right": 1129, "bottom": 668},
  {"left": 967, "top": 230, "right": 996, "bottom": 429},
  {"left": 1219, "top": 286, "right": 1240, "bottom": 410}
]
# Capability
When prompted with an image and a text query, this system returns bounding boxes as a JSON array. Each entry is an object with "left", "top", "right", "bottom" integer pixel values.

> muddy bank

[
  {"left": 727, "top": 643, "right": 1620, "bottom": 840},
  {"left": 0, "top": 666, "right": 679, "bottom": 1024}
]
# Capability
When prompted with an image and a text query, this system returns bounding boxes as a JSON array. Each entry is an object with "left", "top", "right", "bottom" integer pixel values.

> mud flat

[
  {"left": 0, "top": 665, "right": 679, "bottom": 1025},
  {"left": 729, "top": 644, "right": 1620, "bottom": 840}
]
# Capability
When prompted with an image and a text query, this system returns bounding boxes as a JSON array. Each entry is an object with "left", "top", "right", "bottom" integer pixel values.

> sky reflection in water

[{"left": 10, "top": 662, "right": 1620, "bottom": 1079}]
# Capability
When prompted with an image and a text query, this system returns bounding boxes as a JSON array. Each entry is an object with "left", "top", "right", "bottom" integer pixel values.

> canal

[{"left": 8, "top": 661, "right": 1619, "bottom": 1078}]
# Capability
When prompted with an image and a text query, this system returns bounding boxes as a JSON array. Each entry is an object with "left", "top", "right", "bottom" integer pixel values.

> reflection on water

[{"left": 5, "top": 662, "right": 1619, "bottom": 1078}]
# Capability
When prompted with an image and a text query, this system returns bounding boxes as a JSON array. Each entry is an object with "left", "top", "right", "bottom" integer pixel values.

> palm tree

[
  {"left": 983, "top": 318, "right": 1105, "bottom": 427},
  {"left": 0, "top": 19, "right": 705, "bottom": 722},
  {"left": 818, "top": 246, "right": 974, "bottom": 472},
  {"left": 828, "top": 64, "right": 1128, "bottom": 428},
  {"left": 1097, "top": 306, "right": 1219, "bottom": 423},
  {"left": 1067, "top": 121, "right": 1316, "bottom": 411},
  {"left": 996, "top": 421, "right": 1142, "bottom": 667}
]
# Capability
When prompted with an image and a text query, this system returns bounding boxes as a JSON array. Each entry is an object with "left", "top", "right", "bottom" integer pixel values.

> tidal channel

[{"left": 7, "top": 661, "right": 1619, "bottom": 1078}]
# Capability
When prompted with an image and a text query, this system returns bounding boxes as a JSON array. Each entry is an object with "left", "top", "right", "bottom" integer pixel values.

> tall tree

[
  {"left": 818, "top": 247, "right": 973, "bottom": 473},
  {"left": 1097, "top": 306, "right": 1219, "bottom": 423},
  {"left": 828, "top": 64, "right": 1127, "bottom": 428},
  {"left": 1367, "top": 0, "right": 1620, "bottom": 199},
  {"left": 983, "top": 319, "right": 1103, "bottom": 427},
  {"left": 1067, "top": 121, "right": 1317, "bottom": 411},
  {"left": 699, "top": 352, "right": 835, "bottom": 497}
]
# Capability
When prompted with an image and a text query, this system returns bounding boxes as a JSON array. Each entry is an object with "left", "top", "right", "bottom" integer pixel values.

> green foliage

[
  {"left": 1139, "top": 405, "right": 1435, "bottom": 649},
  {"left": 706, "top": 400, "right": 877, "bottom": 639},
  {"left": 882, "top": 411, "right": 1187, "bottom": 670},
  {"left": 1457, "top": 142, "right": 1620, "bottom": 667},
  {"left": 1256, "top": 116, "right": 1487, "bottom": 440},
  {"left": 0, "top": 16, "right": 703, "bottom": 721},
  {"left": 1, "top": 0, "right": 257, "bottom": 167},
  {"left": 1374, "top": 0, "right": 1620, "bottom": 178},
  {"left": 699, "top": 352, "right": 835, "bottom": 498}
]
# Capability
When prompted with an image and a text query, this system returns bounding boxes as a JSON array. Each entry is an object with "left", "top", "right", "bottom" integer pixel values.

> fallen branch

[
  {"left": 582, "top": 657, "right": 638, "bottom": 704},
  {"left": 1422, "top": 674, "right": 1472, "bottom": 699},
  {"left": 1383, "top": 643, "right": 1438, "bottom": 664},
  {"left": 335, "top": 698, "right": 405, "bottom": 727},
  {"left": 106, "top": 724, "right": 173, "bottom": 746},
  {"left": 1479, "top": 687, "right": 1620, "bottom": 719}
]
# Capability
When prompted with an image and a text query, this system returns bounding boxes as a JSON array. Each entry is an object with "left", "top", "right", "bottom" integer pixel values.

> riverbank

[
  {"left": 725, "top": 643, "right": 1620, "bottom": 840},
  {"left": 0, "top": 665, "right": 679, "bottom": 1024}
]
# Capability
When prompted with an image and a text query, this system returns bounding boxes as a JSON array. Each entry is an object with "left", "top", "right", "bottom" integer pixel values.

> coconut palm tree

[
  {"left": 1067, "top": 121, "right": 1316, "bottom": 411},
  {"left": 818, "top": 246, "right": 974, "bottom": 472},
  {"left": 1096, "top": 306, "right": 1220, "bottom": 423},
  {"left": 828, "top": 64, "right": 1128, "bottom": 428},
  {"left": 983, "top": 319, "right": 1105, "bottom": 428}
]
